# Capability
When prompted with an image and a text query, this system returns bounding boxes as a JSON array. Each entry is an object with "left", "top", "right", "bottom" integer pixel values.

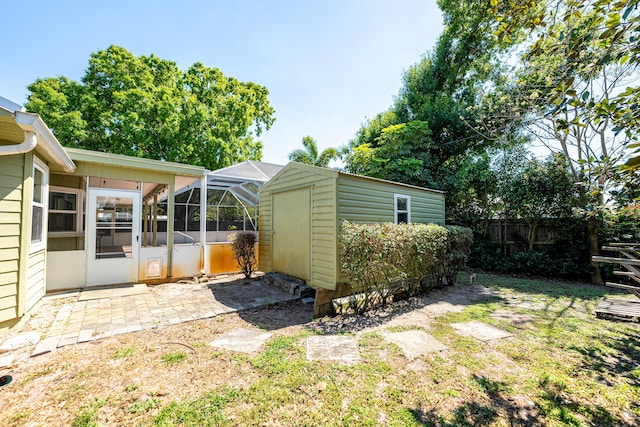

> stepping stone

[
  {"left": 209, "top": 328, "right": 272, "bottom": 354},
  {"left": 490, "top": 310, "right": 537, "bottom": 326},
  {"left": 451, "top": 320, "right": 513, "bottom": 342},
  {"left": 0, "top": 354, "right": 15, "bottom": 369},
  {"left": 515, "top": 301, "right": 545, "bottom": 310},
  {"left": 382, "top": 330, "right": 447, "bottom": 359},
  {"left": 31, "top": 337, "right": 60, "bottom": 357},
  {"left": 0, "top": 331, "right": 41, "bottom": 351},
  {"left": 306, "top": 335, "right": 360, "bottom": 364}
]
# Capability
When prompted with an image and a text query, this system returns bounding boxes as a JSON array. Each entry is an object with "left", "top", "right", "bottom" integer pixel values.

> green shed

[{"left": 258, "top": 162, "right": 445, "bottom": 314}]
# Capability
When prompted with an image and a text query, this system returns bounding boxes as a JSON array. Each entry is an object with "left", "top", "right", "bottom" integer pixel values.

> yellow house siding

[
  {"left": 259, "top": 164, "right": 338, "bottom": 290},
  {"left": 0, "top": 154, "right": 24, "bottom": 323},
  {"left": 337, "top": 175, "right": 445, "bottom": 225},
  {"left": 25, "top": 251, "right": 46, "bottom": 313}
]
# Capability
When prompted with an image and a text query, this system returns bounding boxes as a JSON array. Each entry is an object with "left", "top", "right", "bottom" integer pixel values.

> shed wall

[
  {"left": 0, "top": 154, "right": 23, "bottom": 324},
  {"left": 259, "top": 165, "right": 338, "bottom": 290},
  {"left": 337, "top": 175, "right": 445, "bottom": 225}
]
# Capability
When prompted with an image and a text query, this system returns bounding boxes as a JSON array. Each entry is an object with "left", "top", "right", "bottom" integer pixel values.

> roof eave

[{"left": 14, "top": 111, "right": 76, "bottom": 173}]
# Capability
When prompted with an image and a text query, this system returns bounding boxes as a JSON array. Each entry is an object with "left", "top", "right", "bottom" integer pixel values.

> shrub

[
  {"left": 339, "top": 221, "right": 472, "bottom": 313},
  {"left": 443, "top": 225, "right": 474, "bottom": 286},
  {"left": 230, "top": 232, "right": 257, "bottom": 279}
]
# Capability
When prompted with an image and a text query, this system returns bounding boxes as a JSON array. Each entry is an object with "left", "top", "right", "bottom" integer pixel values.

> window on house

[
  {"left": 31, "top": 158, "right": 49, "bottom": 252},
  {"left": 394, "top": 194, "right": 411, "bottom": 224},
  {"left": 48, "top": 187, "right": 85, "bottom": 234}
]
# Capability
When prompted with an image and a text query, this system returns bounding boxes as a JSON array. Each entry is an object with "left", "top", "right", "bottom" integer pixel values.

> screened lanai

[{"left": 147, "top": 160, "right": 283, "bottom": 246}]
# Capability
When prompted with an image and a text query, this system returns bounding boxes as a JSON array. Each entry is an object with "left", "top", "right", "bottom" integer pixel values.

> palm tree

[{"left": 288, "top": 136, "right": 339, "bottom": 167}]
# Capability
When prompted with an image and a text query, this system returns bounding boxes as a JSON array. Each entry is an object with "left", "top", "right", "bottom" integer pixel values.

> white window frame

[
  {"left": 48, "top": 186, "right": 85, "bottom": 237},
  {"left": 30, "top": 157, "right": 49, "bottom": 253},
  {"left": 394, "top": 194, "right": 411, "bottom": 224}
]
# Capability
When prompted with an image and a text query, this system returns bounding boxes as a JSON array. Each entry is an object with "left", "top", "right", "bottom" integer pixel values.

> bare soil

[{"left": 0, "top": 281, "right": 575, "bottom": 426}]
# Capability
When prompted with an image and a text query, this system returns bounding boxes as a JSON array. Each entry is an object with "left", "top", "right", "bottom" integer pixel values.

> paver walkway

[{"left": 32, "top": 278, "right": 299, "bottom": 357}]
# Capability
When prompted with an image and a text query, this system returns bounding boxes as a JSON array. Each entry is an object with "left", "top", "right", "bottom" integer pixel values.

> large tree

[
  {"left": 483, "top": 0, "right": 640, "bottom": 283},
  {"left": 26, "top": 45, "right": 275, "bottom": 170},
  {"left": 345, "top": 0, "right": 518, "bottom": 190}
]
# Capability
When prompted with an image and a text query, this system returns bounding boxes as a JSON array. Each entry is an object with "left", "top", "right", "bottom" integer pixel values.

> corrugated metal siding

[
  {"left": 25, "top": 251, "right": 46, "bottom": 313},
  {"left": 259, "top": 164, "right": 338, "bottom": 290},
  {"left": 337, "top": 175, "right": 445, "bottom": 225},
  {"left": 0, "top": 155, "right": 23, "bottom": 322}
]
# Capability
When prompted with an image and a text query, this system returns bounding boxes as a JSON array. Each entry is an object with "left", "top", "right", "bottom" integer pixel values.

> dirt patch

[
  {"left": 0, "top": 283, "right": 496, "bottom": 425},
  {"left": 313, "top": 283, "right": 496, "bottom": 335}
]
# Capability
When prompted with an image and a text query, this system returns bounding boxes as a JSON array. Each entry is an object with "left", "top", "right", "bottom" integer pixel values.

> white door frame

[{"left": 86, "top": 188, "right": 141, "bottom": 286}]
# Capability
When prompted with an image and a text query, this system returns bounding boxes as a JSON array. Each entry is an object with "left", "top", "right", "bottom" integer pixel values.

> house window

[
  {"left": 48, "top": 187, "right": 85, "bottom": 235},
  {"left": 394, "top": 194, "right": 411, "bottom": 224},
  {"left": 31, "top": 158, "right": 49, "bottom": 252}
]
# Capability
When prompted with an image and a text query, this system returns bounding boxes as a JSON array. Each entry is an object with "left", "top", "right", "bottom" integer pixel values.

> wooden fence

[{"left": 486, "top": 219, "right": 583, "bottom": 255}]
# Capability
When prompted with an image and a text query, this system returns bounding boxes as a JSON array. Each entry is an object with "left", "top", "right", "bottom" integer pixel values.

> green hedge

[{"left": 339, "top": 222, "right": 472, "bottom": 313}]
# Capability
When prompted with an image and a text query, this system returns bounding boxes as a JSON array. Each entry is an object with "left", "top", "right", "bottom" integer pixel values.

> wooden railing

[
  {"left": 592, "top": 243, "right": 640, "bottom": 321},
  {"left": 592, "top": 243, "right": 640, "bottom": 298}
]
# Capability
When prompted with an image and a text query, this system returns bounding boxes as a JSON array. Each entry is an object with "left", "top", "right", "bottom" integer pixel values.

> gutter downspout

[{"left": 0, "top": 131, "right": 37, "bottom": 155}]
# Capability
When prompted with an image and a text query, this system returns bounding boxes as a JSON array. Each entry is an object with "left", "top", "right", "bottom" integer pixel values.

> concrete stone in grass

[
  {"left": 490, "top": 310, "right": 537, "bottom": 326},
  {"left": 209, "top": 328, "right": 272, "bottom": 354},
  {"left": 307, "top": 335, "right": 360, "bottom": 364},
  {"left": 0, "top": 331, "right": 41, "bottom": 351},
  {"left": 451, "top": 320, "right": 513, "bottom": 342},
  {"left": 382, "top": 330, "right": 448, "bottom": 359}
]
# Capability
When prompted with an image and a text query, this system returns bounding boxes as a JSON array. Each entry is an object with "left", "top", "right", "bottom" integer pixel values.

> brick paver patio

[{"left": 32, "top": 278, "right": 299, "bottom": 356}]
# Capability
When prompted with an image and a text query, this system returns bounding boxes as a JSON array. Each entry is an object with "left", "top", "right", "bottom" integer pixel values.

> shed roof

[{"left": 262, "top": 162, "right": 446, "bottom": 195}]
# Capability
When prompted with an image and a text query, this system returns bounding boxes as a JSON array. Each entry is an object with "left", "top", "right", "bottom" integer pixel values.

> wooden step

[
  {"left": 605, "top": 282, "right": 640, "bottom": 291},
  {"left": 592, "top": 256, "right": 640, "bottom": 266},
  {"left": 601, "top": 246, "right": 640, "bottom": 252},
  {"left": 595, "top": 298, "right": 640, "bottom": 321},
  {"left": 607, "top": 242, "right": 640, "bottom": 247},
  {"left": 613, "top": 271, "right": 636, "bottom": 276}
]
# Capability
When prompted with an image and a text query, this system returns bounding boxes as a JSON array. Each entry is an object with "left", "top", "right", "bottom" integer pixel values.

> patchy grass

[
  {"left": 2, "top": 273, "right": 638, "bottom": 426},
  {"left": 112, "top": 347, "right": 135, "bottom": 359},
  {"left": 160, "top": 352, "right": 187, "bottom": 365}
]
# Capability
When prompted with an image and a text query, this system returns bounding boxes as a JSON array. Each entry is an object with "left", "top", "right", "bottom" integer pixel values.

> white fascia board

[{"left": 15, "top": 111, "right": 76, "bottom": 173}]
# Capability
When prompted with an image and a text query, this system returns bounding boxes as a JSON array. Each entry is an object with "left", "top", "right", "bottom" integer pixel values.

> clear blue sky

[{"left": 0, "top": 1, "right": 443, "bottom": 166}]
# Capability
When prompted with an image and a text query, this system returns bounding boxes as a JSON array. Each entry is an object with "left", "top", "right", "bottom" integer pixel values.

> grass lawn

[{"left": 3, "top": 273, "right": 639, "bottom": 426}]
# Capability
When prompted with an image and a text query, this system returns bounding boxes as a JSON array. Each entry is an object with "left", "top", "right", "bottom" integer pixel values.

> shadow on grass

[
  {"left": 572, "top": 329, "right": 640, "bottom": 387},
  {"left": 408, "top": 373, "right": 635, "bottom": 427},
  {"left": 475, "top": 273, "right": 623, "bottom": 301},
  {"left": 311, "top": 283, "right": 501, "bottom": 335}
]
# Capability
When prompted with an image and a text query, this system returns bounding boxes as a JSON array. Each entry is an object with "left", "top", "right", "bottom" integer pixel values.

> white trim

[
  {"left": 394, "top": 194, "right": 411, "bottom": 224},
  {"left": 15, "top": 111, "right": 76, "bottom": 173},
  {"left": 30, "top": 157, "right": 49, "bottom": 253},
  {"left": 48, "top": 186, "right": 85, "bottom": 236}
]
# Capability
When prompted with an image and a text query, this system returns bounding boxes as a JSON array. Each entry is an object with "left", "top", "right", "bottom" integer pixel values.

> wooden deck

[{"left": 595, "top": 298, "right": 640, "bottom": 322}]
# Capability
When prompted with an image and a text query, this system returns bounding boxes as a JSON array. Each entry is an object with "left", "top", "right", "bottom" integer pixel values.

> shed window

[
  {"left": 394, "top": 194, "right": 411, "bottom": 224},
  {"left": 48, "top": 187, "right": 85, "bottom": 235},
  {"left": 31, "top": 158, "right": 49, "bottom": 252}
]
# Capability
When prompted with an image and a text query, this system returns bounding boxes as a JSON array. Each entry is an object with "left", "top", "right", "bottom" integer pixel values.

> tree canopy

[
  {"left": 26, "top": 45, "right": 275, "bottom": 170},
  {"left": 345, "top": 0, "right": 518, "bottom": 189},
  {"left": 288, "top": 136, "right": 339, "bottom": 167}
]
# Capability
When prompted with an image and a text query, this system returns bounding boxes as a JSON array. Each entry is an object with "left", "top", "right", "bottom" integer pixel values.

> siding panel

[
  {"left": 25, "top": 251, "right": 46, "bottom": 313},
  {"left": 0, "top": 155, "right": 24, "bottom": 324},
  {"left": 259, "top": 164, "right": 338, "bottom": 290}
]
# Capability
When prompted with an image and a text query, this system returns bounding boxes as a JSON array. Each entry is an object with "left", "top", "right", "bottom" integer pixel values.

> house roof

[
  {"left": 0, "top": 96, "right": 76, "bottom": 173},
  {"left": 65, "top": 147, "right": 206, "bottom": 177}
]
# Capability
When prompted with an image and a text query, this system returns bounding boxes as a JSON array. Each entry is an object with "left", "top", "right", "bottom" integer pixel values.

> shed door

[{"left": 272, "top": 188, "right": 310, "bottom": 281}]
